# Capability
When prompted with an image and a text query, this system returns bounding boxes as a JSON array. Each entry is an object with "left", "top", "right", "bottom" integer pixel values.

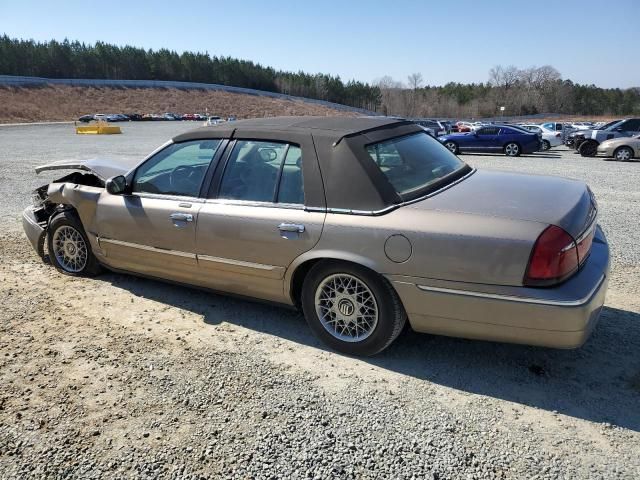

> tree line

[
  {"left": 1, "top": 36, "right": 638, "bottom": 118},
  {"left": 0, "top": 36, "right": 381, "bottom": 111},
  {"left": 377, "top": 66, "right": 639, "bottom": 118}
]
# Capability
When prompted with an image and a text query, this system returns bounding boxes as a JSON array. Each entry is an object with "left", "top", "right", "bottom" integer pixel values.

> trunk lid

[{"left": 410, "top": 169, "right": 596, "bottom": 239}]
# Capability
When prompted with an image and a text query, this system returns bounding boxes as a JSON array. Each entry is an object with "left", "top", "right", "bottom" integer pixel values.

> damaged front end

[{"left": 23, "top": 171, "right": 105, "bottom": 259}]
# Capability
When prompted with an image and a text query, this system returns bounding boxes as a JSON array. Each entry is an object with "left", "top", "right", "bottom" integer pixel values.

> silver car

[{"left": 23, "top": 117, "right": 610, "bottom": 356}]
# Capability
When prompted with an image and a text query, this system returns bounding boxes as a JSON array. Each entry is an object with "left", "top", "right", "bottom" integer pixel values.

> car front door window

[{"left": 133, "top": 140, "right": 222, "bottom": 197}]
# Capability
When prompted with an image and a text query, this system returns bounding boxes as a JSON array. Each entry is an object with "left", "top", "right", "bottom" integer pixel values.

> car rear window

[{"left": 366, "top": 132, "right": 467, "bottom": 196}]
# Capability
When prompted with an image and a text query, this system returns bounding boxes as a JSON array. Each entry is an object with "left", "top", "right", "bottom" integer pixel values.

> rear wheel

[
  {"left": 579, "top": 140, "right": 598, "bottom": 157},
  {"left": 47, "top": 211, "right": 101, "bottom": 276},
  {"left": 614, "top": 146, "right": 634, "bottom": 161},
  {"left": 504, "top": 142, "right": 520, "bottom": 157},
  {"left": 301, "top": 261, "right": 406, "bottom": 356},
  {"left": 541, "top": 140, "right": 551, "bottom": 151},
  {"left": 444, "top": 141, "right": 458, "bottom": 154}
]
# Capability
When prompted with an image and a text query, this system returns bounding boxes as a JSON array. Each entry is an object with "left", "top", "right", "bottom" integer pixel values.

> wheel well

[
  {"left": 289, "top": 258, "right": 383, "bottom": 308},
  {"left": 614, "top": 145, "right": 633, "bottom": 154}
]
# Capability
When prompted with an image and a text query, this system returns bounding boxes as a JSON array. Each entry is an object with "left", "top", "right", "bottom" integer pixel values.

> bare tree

[{"left": 407, "top": 72, "right": 423, "bottom": 91}]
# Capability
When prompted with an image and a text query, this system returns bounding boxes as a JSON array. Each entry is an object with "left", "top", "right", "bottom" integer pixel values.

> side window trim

[{"left": 272, "top": 144, "right": 290, "bottom": 203}]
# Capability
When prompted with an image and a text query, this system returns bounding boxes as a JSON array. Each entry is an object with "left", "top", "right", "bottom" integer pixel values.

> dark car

[
  {"left": 78, "top": 114, "right": 94, "bottom": 123},
  {"left": 439, "top": 125, "right": 541, "bottom": 156},
  {"left": 572, "top": 119, "right": 640, "bottom": 157},
  {"left": 413, "top": 119, "right": 447, "bottom": 136}
]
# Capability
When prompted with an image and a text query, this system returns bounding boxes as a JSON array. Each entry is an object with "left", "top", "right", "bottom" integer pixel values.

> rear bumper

[
  {"left": 389, "top": 226, "right": 610, "bottom": 349},
  {"left": 22, "top": 206, "right": 47, "bottom": 258}
]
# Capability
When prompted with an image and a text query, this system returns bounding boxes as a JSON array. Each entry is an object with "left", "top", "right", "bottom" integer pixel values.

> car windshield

[
  {"left": 366, "top": 132, "right": 468, "bottom": 197},
  {"left": 602, "top": 120, "right": 623, "bottom": 130}
]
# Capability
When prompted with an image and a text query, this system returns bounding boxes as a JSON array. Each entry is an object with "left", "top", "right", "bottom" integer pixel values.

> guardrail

[{"left": 0, "top": 75, "right": 379, "bottom": 116}]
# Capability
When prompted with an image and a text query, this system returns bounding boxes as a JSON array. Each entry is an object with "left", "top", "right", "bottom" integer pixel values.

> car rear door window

[
  {"left": 218, "top": 141, "right": 304, "bottom": 205},
  {"left": 133, "top": 140, "right": 222, "bottom": 197},
  {"left": 366, "top": 132, "right": 465, "bottom": 196},
  {"left": 477, "top": 127, "right": 499, "bottom": 135}
]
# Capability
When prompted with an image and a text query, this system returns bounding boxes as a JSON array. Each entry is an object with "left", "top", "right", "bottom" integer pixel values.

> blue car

[{"left": 439, "top": 125, "right": 541, "bottom": 156}]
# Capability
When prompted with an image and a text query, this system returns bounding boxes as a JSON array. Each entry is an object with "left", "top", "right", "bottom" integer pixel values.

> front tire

[
  {"left": 47, "top": 211, "right": 101, "bottom": 276},
  {"left": 301, "top": 261, "right": 406, "bottom": 356},
  {"left": 541, "top": 140, "right": 551, "bottom": 151},
  {"left": 614, "top": 146, "right": 634, "bottom": 161},
  {"left": 579, "top": 140, "right": 598, "bottom": 157},
  {"left": 504, "top": 142, "right": 520, "bottom": 157}
]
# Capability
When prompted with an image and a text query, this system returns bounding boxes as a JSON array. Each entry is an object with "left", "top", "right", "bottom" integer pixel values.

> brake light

[
  {"left": 525, "top": 225, "right": 579, "bottom": 286},
  {"left": 576, "top": 225, "right": 595, "bottom": 264}
]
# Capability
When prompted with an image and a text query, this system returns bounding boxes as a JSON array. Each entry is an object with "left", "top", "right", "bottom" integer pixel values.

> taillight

[{"left": 525, "top": 225, "right": 579, "bottom": 286}]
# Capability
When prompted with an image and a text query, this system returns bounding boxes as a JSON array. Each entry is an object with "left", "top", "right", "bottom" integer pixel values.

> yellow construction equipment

[{"left": 75, "top": 120, "right": 122, "bottom": 135}]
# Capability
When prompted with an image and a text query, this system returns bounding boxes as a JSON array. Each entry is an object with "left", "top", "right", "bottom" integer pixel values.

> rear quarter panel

[{"left": 288, "top": 207, "right": 545, "bottom": 288}]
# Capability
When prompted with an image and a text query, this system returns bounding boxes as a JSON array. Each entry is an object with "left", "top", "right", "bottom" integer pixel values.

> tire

[
  {"left": 541, "top": 140, "right": 551, "bottom": 151},
  {"left": 614, "top": 146, "right": 634, "bottom": 161},
  {"left": 504, "top": 142, "right": 520, "bottom": 157},
  {"left": 301, "top": 261, "right": 406, "bottom": 356},
  {"left": 443, "top": 141, "right": 458, "bottom": 154},
  {"left": 579, "top": 140, "right": 598, "bottom": 157},
  {"left": 47, "top": 211, "right": 101, "bottom": 276}
]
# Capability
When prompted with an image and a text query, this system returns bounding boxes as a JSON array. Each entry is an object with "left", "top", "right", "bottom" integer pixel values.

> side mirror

[{"left": 106, "top": 175, "right": 127, "bottom": 195}]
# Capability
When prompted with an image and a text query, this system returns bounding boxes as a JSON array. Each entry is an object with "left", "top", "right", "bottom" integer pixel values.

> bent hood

[
  {"left": 411, "top": 170, "right": 596, "bottom": 239},
  {"left": 35, "top": 158, "right": 138, "bottom": 180}
]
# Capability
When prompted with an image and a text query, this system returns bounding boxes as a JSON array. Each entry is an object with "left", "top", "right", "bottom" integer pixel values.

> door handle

[
  {"left": 278, "top": 223, "right": 305, "bottom": 233},
  {"left": 170, "top": 213, "right": 193, "bottom": 222}
]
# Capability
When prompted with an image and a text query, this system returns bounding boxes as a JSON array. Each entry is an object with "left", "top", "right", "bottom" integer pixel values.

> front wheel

[
  {"left": 443, "top": 141, "right": 458, "bottom": 154},
  {"left": 301, "top": 261, "right": 406, "bottom": 356},
  {"left": 579, "top": 140, "right": 598, "bottom": 157},
  {"left": 541, "top": 140, "right": 551, "bottom": 151},
  {"left": 614, "top": 146, "right": 634, "bottom": 161},
  {"left": 504, "top": 142, "right": 520, "bottom": 157},
  {"left": 47, "top": 211, "right": 101, "bottom": 276}
]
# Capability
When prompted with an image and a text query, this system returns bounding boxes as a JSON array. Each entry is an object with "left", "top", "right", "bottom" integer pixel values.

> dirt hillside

[{"left": 0, "top": 85, "right": 357, "bottom": 123}]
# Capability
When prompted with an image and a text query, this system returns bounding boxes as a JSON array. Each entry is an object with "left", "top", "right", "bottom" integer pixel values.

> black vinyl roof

[
  {"left": 172, "top": 116, "right": 412, "bottom": 143},
  {"left": 172, "top": 116, "right": 429, "bottom": 212}
]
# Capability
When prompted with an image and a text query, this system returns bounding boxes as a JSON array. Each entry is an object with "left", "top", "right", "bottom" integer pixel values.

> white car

[
  {"left": 521, "top": 124, "right": 563, "bottom": 150},
  {"left": 204, "top": 116, "right": 223, "bottom": 126},
  {"left": 570, "top": 122, "right": 593, "bottom": 130}
]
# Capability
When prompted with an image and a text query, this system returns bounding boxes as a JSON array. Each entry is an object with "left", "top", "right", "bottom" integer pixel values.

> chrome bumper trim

[{"left": 416, "top": 275, "right": 605, "bottom": 307}]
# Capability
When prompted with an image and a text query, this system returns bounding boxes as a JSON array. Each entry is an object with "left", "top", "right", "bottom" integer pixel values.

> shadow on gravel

[{"left": 104, "top": 273, "right": 640, "bottom": 432}]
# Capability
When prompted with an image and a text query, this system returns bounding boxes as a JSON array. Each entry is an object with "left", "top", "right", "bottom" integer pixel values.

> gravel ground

[{"left": 1, "top": 123, "right": 639, "bottom": 479}]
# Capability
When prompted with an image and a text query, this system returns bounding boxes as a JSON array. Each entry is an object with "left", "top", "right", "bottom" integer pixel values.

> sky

[{"left": 1, "top": 0, "right": 638, "bottom": 88}]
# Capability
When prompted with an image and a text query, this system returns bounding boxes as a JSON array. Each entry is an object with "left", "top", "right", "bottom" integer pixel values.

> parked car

[
  {"left": 596, "top": 134, "right": 640, "bottom": 161},
  {"left": 77, "top": 114, "right": 94, "bottom": 123},
  {"left": 22, "top": 116, "right": 608, "bottom": 356},
  {"left": 520, "top": 124, "right": 562, "bottom": 150},
  {"left": 541, "top": 122, "right": 566, "bottom": 132},
  {"left": 93, "top": 114, "right": 107, "bottom": 122},
  {"left": 575, "top": 118, "right": 640, "bottom": 156},
  {"left": 455, "top": 121, "right": 475, "bottom": 132},
  {"left": 414, "top": 119, "right": 447, "bottom": 136},
  {"left": 125, "top": 113, "right": 143, "bottom": 121},
  {"left": 567, "top": 120, "right": 620, "bottom": 148},
  {"left": 439, "top": 125, "right": 541, "bottom": 156},
  {"left": 204, "top": 116, "right": 223, "bottom": 126}
]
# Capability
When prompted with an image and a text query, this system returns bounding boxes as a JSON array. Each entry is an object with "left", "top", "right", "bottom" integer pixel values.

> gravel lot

[{"left": 1, "top": 123, "right": 639, "bottom": 479}]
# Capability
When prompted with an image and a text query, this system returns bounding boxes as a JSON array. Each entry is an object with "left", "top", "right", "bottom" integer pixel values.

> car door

[
  {"left": 615, "top": 119, "right": 640, "bottom": 137},
  {"left": 474, "top": 127, "right": 500, "bottom": 151},
  {"left": 195, "top": 137, "right": 325, "bottom": 303},
  {"left": 95, "top": 139, "right": 225, "bottom": 284}
]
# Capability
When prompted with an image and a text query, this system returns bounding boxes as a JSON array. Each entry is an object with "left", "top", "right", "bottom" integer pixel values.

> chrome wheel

[
  {"left": 615, "top": 147, "right": 632, "bottom": 161},
  {"left": 444, "top": 142, "right": 457, "bottom": 153},
  {"left": 505, "top": 143, "right": 519, "bottom": 156},
  {"left": 541, "top": 140, "right": 550, "bottom": 151},
  {"left": 52, "top": 225, "right": 88, "bottom": 273},
  {"left": 314, "top": 273, "right": 378, "bottom": 343}
]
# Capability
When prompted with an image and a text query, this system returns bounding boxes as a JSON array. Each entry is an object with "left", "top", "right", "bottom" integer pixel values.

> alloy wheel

[
  {"left": 314, "top": 273, "right": 379, "bottom": 343},
  {"left": 52, "top": 225, "right": 88, "bottom": 273},
  {"left": 505, "top": 143, "right": 519, "bottom": 156}
]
